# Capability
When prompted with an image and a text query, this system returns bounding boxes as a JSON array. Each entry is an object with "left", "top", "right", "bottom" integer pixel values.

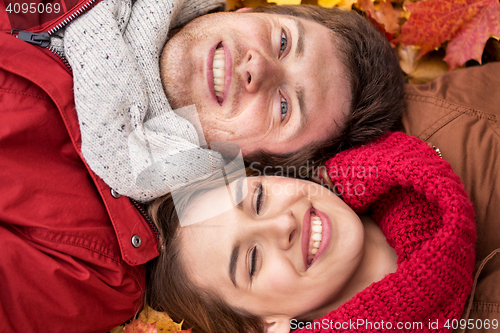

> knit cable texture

[
  {"left": 297, "top": 132, "right": 476, "bottom": 332},
  {"left": 64, "top": 0, "right": 226, "bottom": 202}
]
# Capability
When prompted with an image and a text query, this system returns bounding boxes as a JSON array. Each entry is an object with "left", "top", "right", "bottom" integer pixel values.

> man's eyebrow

[
  {"left": 293, "top": 17, "right": 305, "bottom": 58},
  {"left": 294, "top": 85, "right": 307, "bottom": 137},
  {"left": 229, "top": 242, "right": 240, "bottom": 287}
]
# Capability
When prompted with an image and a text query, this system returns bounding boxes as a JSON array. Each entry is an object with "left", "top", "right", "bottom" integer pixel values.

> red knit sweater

[{"left": 296, "top": 132, "right": 476, "bottom": 333}]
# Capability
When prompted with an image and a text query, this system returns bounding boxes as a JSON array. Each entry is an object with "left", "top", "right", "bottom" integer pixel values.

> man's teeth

[
  {"left": 213, "top": 47, "right": 225, "bottom": 103},
  {"left": 308, "top": 216, "right": 323, "bottom": 264}
]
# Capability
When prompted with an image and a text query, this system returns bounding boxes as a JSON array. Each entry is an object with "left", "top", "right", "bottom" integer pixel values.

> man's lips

[{"left": 207, "top": 42, "right": 233, "bottom": 106}]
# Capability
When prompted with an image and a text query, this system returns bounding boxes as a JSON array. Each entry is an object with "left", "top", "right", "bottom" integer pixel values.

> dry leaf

[
  {"left": 318, "top": 0, "right": 358, "bottom": 10},
  {"left": 397, "top": 0, "right": 500, "bottom": 70},
  {"left": 374, "top": 0, "right": 400, "bottom": 34},
  {"left": 318, "top": 0, "right": 343, "bottom": 7},
  {"left": 226, "top": 0, "right": 245, "bottom": 10},
  {"left": 398, "top": 45, "right": 449, "bottom": 83},
  {"left": 241, "top": 0, "right": 270, "bottom": 7},
  {"left": 357, "top": 0, "right": 400, "bottom": 39},
  {"left": 123, "top": 306, "right": 188, "bottom": 333},
  {"left": 270, "top": 0, "right": 301, "bottom": 4}
]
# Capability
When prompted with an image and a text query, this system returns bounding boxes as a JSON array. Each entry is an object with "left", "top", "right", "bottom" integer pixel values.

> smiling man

[
  {"left": 162, "top": 5, "right": 405, "bottom": 165},
  {"left": 162, "top": 11, "right": 352, "bottom": 155}
]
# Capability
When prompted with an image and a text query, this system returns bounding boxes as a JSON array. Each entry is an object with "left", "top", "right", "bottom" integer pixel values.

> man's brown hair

[{"left": 245, "top": 5, "right": 405, "bottom": 178}]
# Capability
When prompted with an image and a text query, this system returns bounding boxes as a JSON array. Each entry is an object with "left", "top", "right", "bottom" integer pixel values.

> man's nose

[
  {"left": 241, "top": 49, "right": 281, "bottom": 93},
  {"left": 257, "top": 212, "right": 297, "bottom": 251}
]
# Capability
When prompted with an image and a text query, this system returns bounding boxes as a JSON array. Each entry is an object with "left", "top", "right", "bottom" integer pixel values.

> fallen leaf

[
  {"left": 241, "top": 0, "right": 270, "bottom": 7},
  {"left": 396, "top": 0, "right": 500, "bottom": 70},
  {"left": 270, "top": 0, "right": 302, "bottom": 4},
  {"left": 318, "top": 0, "right": 358, "bottom": 10},
  {"left": 398, "top": 45, "right": 449, "bottom": 83},
  {"left": 123, "top": 320, "right": 157, "bottom": 333},
  {"left": 123, "top": 306, "right": 187, "bottom": 333},
  {"left": 375, "top": 0, "right": 400, "bottom": 34},
  {"left": 358, "top": 0, "right": 401, "bottom": 38},
  {"left": 226, "top": 0, "right": 244, "bottom": 10},
  {"left": 318, "top": 0, "right": 343, "bottom": 7}
]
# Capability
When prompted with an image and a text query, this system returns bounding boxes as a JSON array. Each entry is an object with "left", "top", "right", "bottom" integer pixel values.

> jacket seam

[
  {"left": 0, "top": 88, "right": 49, "bottom": 100},
  {"left": 405, "top": 93, "right": 498, "bottom": 121},
  {"left": 405, "top": 93, "right": 498, "bottom": 140},
  {"left": 470, "top": 302, "right": 500, "bottom": 313},
  {"left": 25, "top": 226, "right": 122, "bottom": 264}
]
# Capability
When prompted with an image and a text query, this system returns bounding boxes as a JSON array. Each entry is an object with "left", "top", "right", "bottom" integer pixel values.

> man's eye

[
  {"left": 280, "top": 98, "right": 288, "bottom": 121},
  {"left": 279, "top": 30, "right": 288, "bottom": 56}
]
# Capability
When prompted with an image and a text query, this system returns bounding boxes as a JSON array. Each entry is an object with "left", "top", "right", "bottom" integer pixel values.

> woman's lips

[
  {"left": 310, "top": 208, "right": 332, "bottom": 267},
  {"left": 301, "top": 207, "right": 312, "bottom": 270},
  {"left": 301, "top": 206, "right": 332, "bottom": 270}
]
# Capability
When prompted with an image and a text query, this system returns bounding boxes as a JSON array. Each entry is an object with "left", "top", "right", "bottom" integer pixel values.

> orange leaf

[
  {"left": 241, "top": 0, "right": 270, "bottom": 7},
  {"left": 123, "top": 306, "right": 187, "bottom": 333},
  {"left": 396, "top": 0, "right": 500, "bottom": 70},
  {"left": 358, "top": 0, "right": 399, "bottom": 40},
  {"left": 123, "top": 320, "right": 157, "bottom": 333}
]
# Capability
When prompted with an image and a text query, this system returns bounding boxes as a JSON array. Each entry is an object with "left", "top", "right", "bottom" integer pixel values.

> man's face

[{"left": 161, "top": 12, "right": 351, "bottom": 155}]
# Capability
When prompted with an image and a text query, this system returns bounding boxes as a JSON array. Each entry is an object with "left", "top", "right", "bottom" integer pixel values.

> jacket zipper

[
  {"left": 10, "top": 0, "right": 98, "bottom": 72},
  {"left": 130, "top": 199, "right": 162, "bottom": 249}
]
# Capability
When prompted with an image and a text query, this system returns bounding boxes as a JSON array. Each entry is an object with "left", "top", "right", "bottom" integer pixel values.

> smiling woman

[{"left": 145, "top": 132, "right": 476, "bottom": 333}]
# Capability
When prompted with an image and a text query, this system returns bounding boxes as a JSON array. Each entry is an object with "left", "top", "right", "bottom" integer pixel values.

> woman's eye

[
  {"left": 279, "top": 30, "right": 288, "bottom": 56},
  {"left": 255, "top": 183, "right": 264, "bottom": 215},
  {"left": 280, "top": 98, "right": 288, "bottom": 121},
  {"left": 250, "top": 246, "right": 258, "bottom": 278}
]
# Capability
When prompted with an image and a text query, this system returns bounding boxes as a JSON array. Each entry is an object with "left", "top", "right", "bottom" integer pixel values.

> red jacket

[{"left": 0, "top": 1, "right": 159, "bottom": 332}]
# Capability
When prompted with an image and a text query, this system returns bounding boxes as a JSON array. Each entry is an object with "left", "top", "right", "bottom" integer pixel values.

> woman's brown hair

[{"left": 145, "top": 168, "right": 265, "bottom": 333}]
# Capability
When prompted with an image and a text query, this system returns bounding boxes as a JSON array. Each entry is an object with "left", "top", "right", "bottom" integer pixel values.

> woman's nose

[
  {"left": 241, "top": 49, "right": 281, "bottom": 93},
  {"left": 258, "top": 213, "right": 297, "bottom": 251}
]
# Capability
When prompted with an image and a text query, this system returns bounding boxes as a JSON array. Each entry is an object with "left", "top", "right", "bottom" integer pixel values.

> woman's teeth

[
  {"left": 213, "top": 47, "right": 225, "bottom": 104},
  {"left": 308, "top": 216, "right": 323, "bottom": 265}
]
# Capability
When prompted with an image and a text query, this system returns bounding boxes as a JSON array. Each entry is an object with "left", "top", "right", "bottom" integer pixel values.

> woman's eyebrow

[
  {"left": 234, "top": 177, "right": 245, "bottom": 209},
  {"left": 229, "top": 242, "right": 240, "bottom": 287}
]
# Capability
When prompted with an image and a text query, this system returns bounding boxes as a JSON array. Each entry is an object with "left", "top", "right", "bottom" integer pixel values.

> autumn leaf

[
  {"left": 270, "top": 0, "right": 301, "bottom": 4},
  {"left": 398, "top": 45, "right": 449, "bottom": 83},
  {"left": 122, "top": 306, "right": 189, "bottom": 333},
  {"left": 396, "top": 0, "right": 500, "bottom": 70},
  {"left": 318, "top": 0, "right": 358, "bottom": 10},
  {"left": 357, "top": 0, "right": 401, "bottom": 40},
  {"left": 241, "top": 0, "right": 270, "bottom": 8}
]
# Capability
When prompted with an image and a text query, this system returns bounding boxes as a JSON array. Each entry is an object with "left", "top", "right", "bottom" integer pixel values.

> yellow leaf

[
  {"left": 123, "top": 306, "right": 185, "bottom": 333},
  {"left": 318, "top": 0, "right": 357, "bottom": 10},
  {"left": 318, "top": 0, "right": 342, "bottom": 7},
  {"left": 398, "top": 45, "right": 449, "bottom": 84},
  {"left": 272, "top": 0, "right": 302, "bottom": 4}
]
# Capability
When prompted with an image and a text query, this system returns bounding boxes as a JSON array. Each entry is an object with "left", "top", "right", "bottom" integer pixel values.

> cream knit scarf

[{"left": 63, "top": 0, "right": 226, "bottom": 202}]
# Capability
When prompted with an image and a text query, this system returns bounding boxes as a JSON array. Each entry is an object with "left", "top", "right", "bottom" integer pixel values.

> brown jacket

[{"left": 402, "top": 62, "right": 500, "bottom": 332}]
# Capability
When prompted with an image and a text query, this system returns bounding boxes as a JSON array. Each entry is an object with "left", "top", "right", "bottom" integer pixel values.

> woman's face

[{"left": 178, "top": 176, "right": 365, "bottom": 325}]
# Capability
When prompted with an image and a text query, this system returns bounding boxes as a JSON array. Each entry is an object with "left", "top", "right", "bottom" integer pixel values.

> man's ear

[
  {"left": 235, "top": 7, "right": 252, "bottom": 13},
  {"left": 264, "top": 316, "right": 291, "bottom": 333}
]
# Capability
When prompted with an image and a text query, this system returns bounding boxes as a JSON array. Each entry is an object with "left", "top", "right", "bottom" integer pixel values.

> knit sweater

[
  {"left": 297, "top": 132, "right": 476, "bottom": 332},
  {"left": 63, "top": 0, "right": 226, "bottom": 202}
]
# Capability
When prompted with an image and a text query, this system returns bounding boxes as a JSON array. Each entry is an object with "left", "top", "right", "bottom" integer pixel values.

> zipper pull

[{"left": 11, "top": 29, "right": 50, "bottom": 47}]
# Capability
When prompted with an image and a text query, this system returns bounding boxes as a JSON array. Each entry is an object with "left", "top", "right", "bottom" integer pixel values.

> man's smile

[{"left": 208, "top": 42, "right": 233, "bottom": 106}]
